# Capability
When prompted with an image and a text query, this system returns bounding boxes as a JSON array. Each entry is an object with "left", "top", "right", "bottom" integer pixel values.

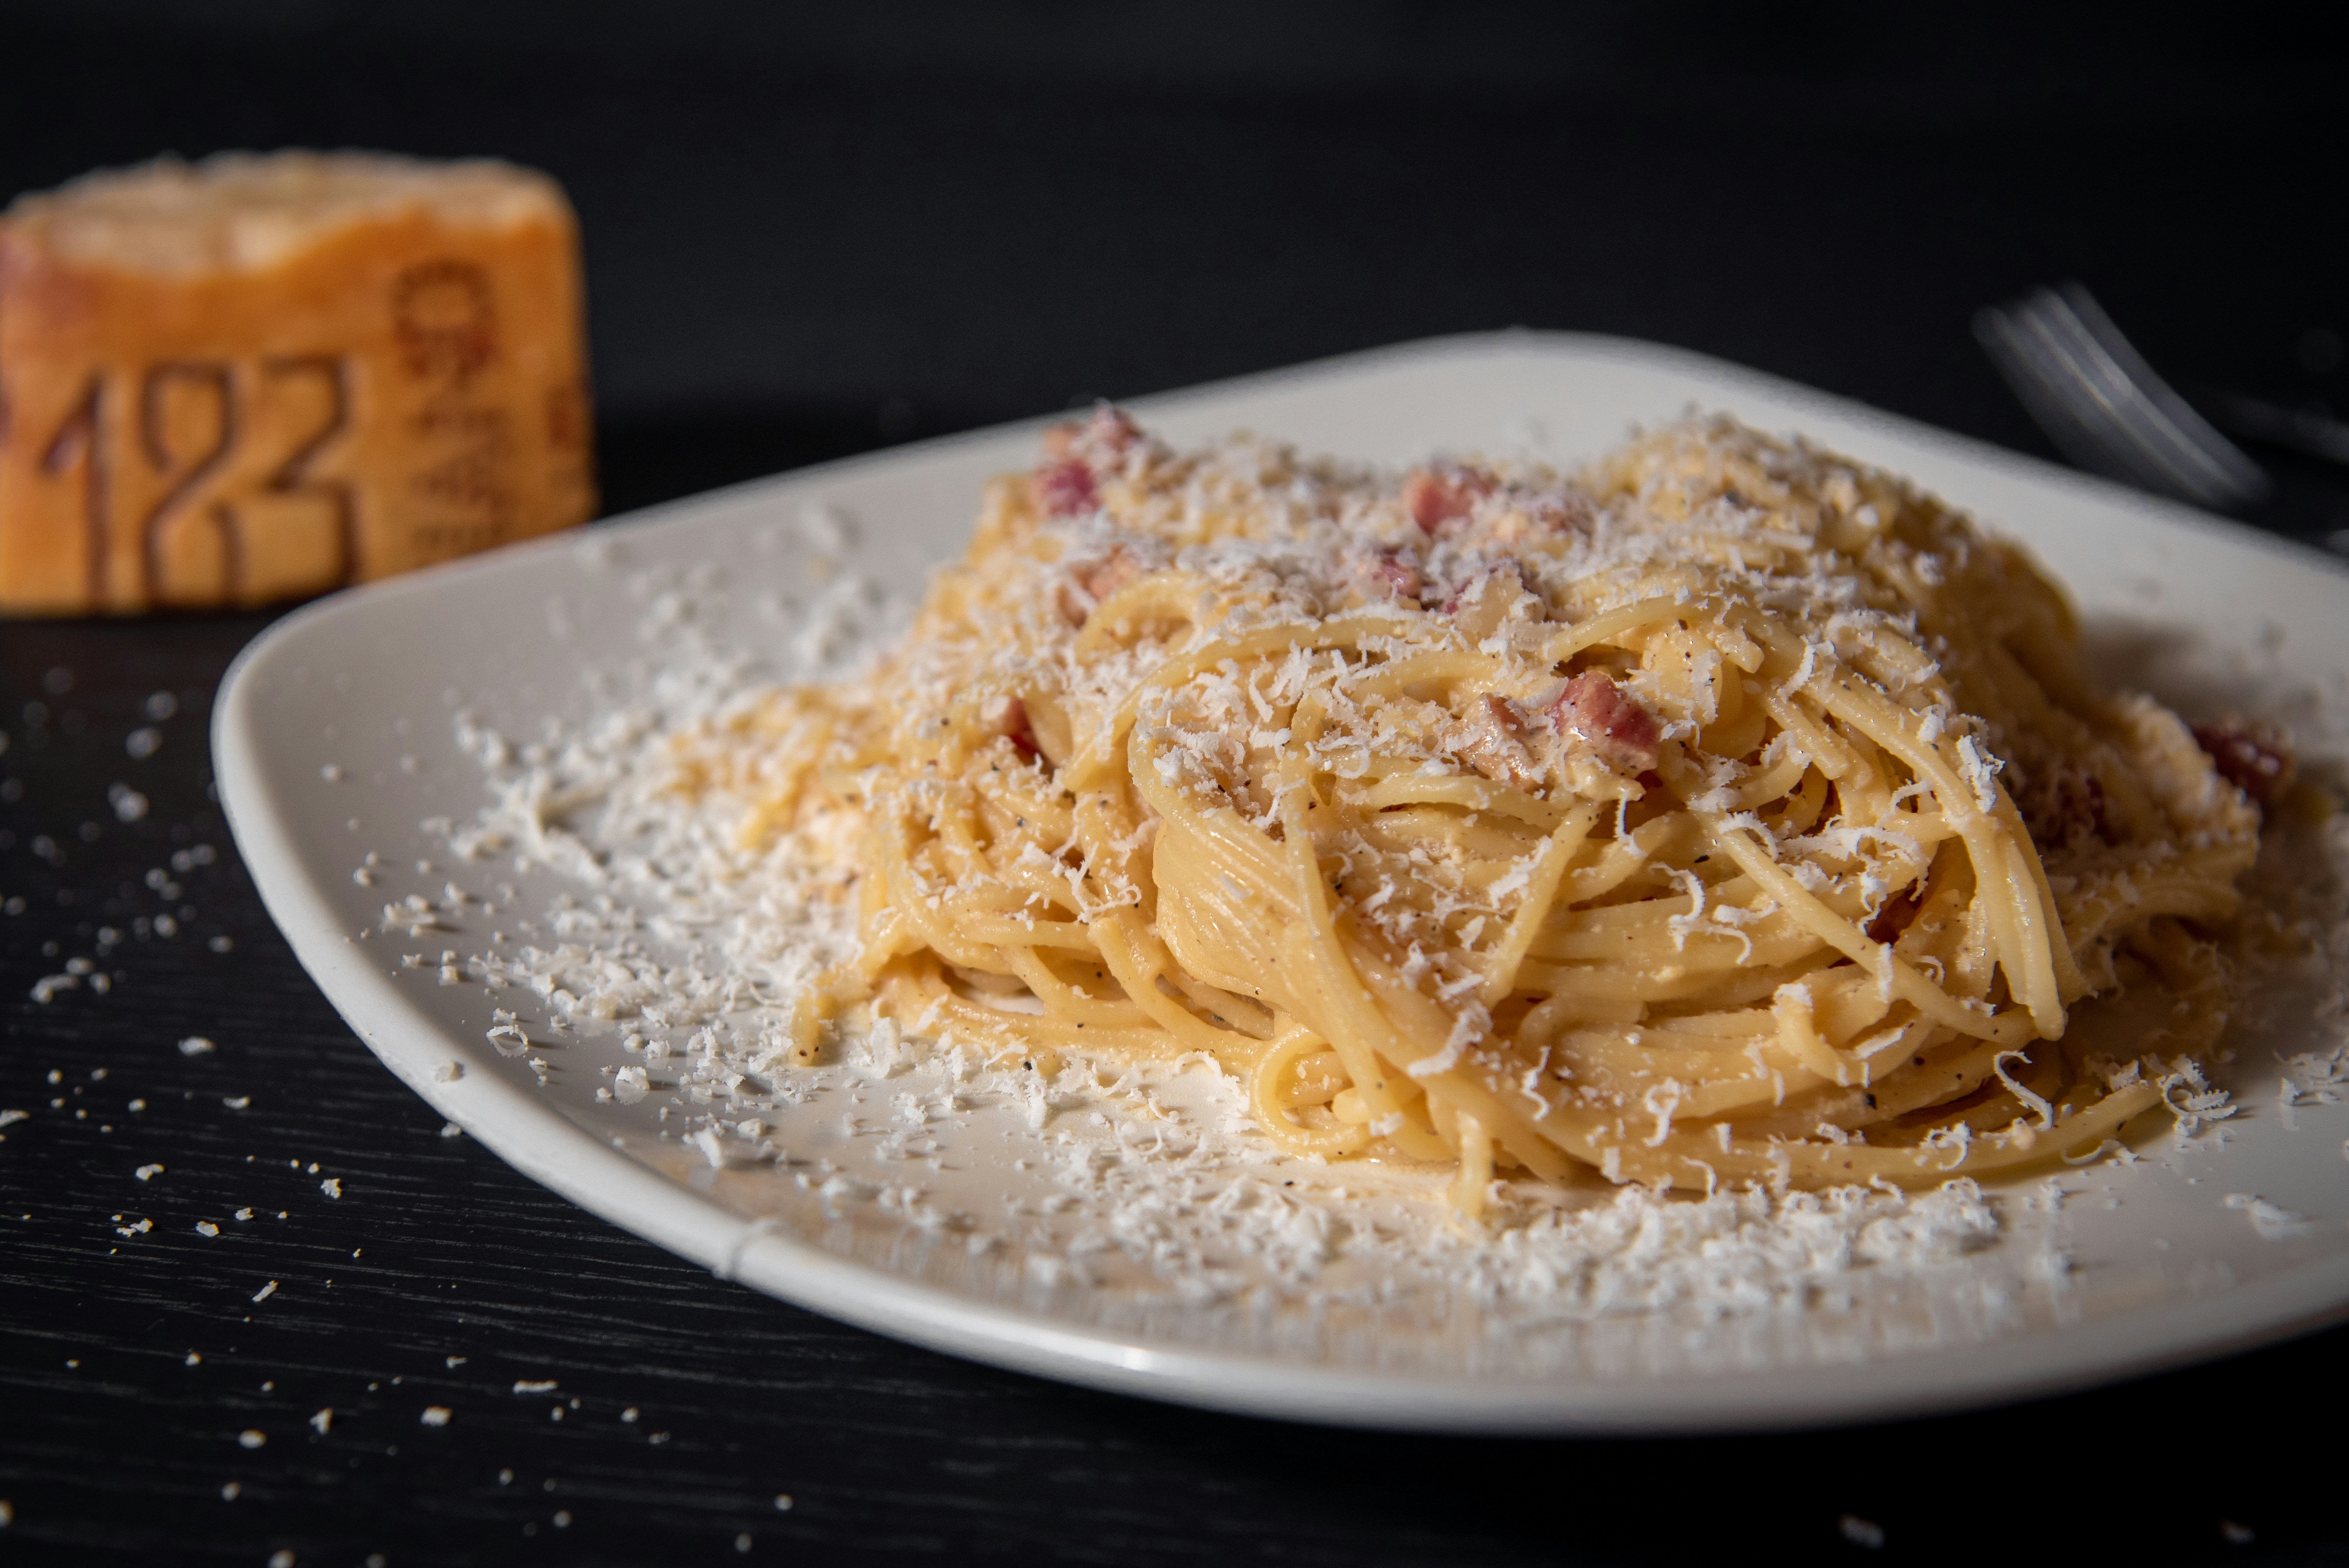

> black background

[{"left": 4, "top": 5, "right": 2347, "bottom": 1564}]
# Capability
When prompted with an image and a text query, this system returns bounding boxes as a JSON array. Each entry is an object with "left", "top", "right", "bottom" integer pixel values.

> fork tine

[
  {"left": 2006, "top": 287, "right": 2232, "bottom": 502},
  {"left": 1974, "top": 301, "right": 2152, "bottom": 486},
  {"left": 1974, "top": 284, "right": 2269, "bottom": 509},
  {"left": 2050, "top": 285, "right": 2269, "bottom": 507},
  {"left": 2018, "top": 290, "right": 2226, "bottom": 500}
]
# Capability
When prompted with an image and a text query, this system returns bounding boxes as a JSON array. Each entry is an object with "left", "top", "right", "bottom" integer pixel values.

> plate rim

[{"left": 213, "top": 327, "right": 2349, "bottom": 1433}]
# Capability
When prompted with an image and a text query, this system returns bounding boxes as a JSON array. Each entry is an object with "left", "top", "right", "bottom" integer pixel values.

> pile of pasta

[{"left": 719, "top": 409, "right": 2267, "bottom": 1213}]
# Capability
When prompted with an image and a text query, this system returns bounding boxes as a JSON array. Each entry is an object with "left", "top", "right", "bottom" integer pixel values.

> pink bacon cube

[
  {"left": 1549, "top": 671, "right": 1660, "bottom": 772},
  {"left": 1402, "top": 464, "right": 1494, "bottom": 535}
]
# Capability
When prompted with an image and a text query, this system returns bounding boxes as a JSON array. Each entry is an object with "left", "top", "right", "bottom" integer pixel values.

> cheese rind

[{"left": 0, "top": 151, "right": 595, "bottom": 614}]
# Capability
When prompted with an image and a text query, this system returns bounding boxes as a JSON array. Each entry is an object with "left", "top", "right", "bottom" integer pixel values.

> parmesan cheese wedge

[{"left": 0, "top": 150, "right": 595, "bottom": 614}]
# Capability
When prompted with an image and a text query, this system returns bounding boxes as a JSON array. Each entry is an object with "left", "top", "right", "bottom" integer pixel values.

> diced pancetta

[
  {"left": 1034, "top": 459, "right": 1097, "bottom": 517},
  {"left": 2193, "top": 720, "right": 2294, "bottom": 809},
  {"left": 1057, "top": 547, "right": 1145, "bottom": 625},
  {"left": 1353, "top": 545, "right": 1424, "bottom": 604},
  {"left": 1460, "top": 694, "right": 1542, "bottom": 790},
  {"left": 1549, "top": 671, "right": 1660, "bottom": 772},
  {"left": 982, "top": 694, "right": 1042, "bottom": 766},
  {"left": 1402, "top": 464, "right": 1494, "bottom": 535},
  {"left": 1034, "top": 406, "right": 1144, "bottom": 517}
]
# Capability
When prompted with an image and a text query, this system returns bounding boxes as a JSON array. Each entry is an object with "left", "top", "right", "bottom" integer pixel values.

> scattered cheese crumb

[
  {"left": 2222, "top": 1193, "right": 2314, "bottom": 1240},
  {"left": 420, "top": 1407, "right": 452, "bottom": 1427},
  {"left": 1839, "top": 1514, "right": 1885, "bottom": 1549}
]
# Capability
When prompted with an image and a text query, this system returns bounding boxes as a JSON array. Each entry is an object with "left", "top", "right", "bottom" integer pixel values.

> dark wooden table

[{"left": 6, "top": 11, "right": 2349, "bottom": 1564}]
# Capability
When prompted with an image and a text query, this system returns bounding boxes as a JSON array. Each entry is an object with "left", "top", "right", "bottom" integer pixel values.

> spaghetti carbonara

[{"left": 703, "top": 410, "right": 2270, "bottom": 1215}]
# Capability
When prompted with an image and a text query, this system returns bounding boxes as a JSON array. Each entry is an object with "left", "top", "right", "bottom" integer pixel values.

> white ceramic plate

[{"left": 215, "top": 332, "right": 2349, "bottom": 1432}]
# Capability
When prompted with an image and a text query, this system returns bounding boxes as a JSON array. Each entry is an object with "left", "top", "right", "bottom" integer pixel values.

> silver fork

[{"left": 1973, "top": 282, "right": 2270, "bottom": 509}]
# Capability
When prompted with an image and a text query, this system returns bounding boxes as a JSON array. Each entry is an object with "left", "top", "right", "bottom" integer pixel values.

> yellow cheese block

[{"left": 0, "top": 151, "right": 595, "bottom": 614}]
